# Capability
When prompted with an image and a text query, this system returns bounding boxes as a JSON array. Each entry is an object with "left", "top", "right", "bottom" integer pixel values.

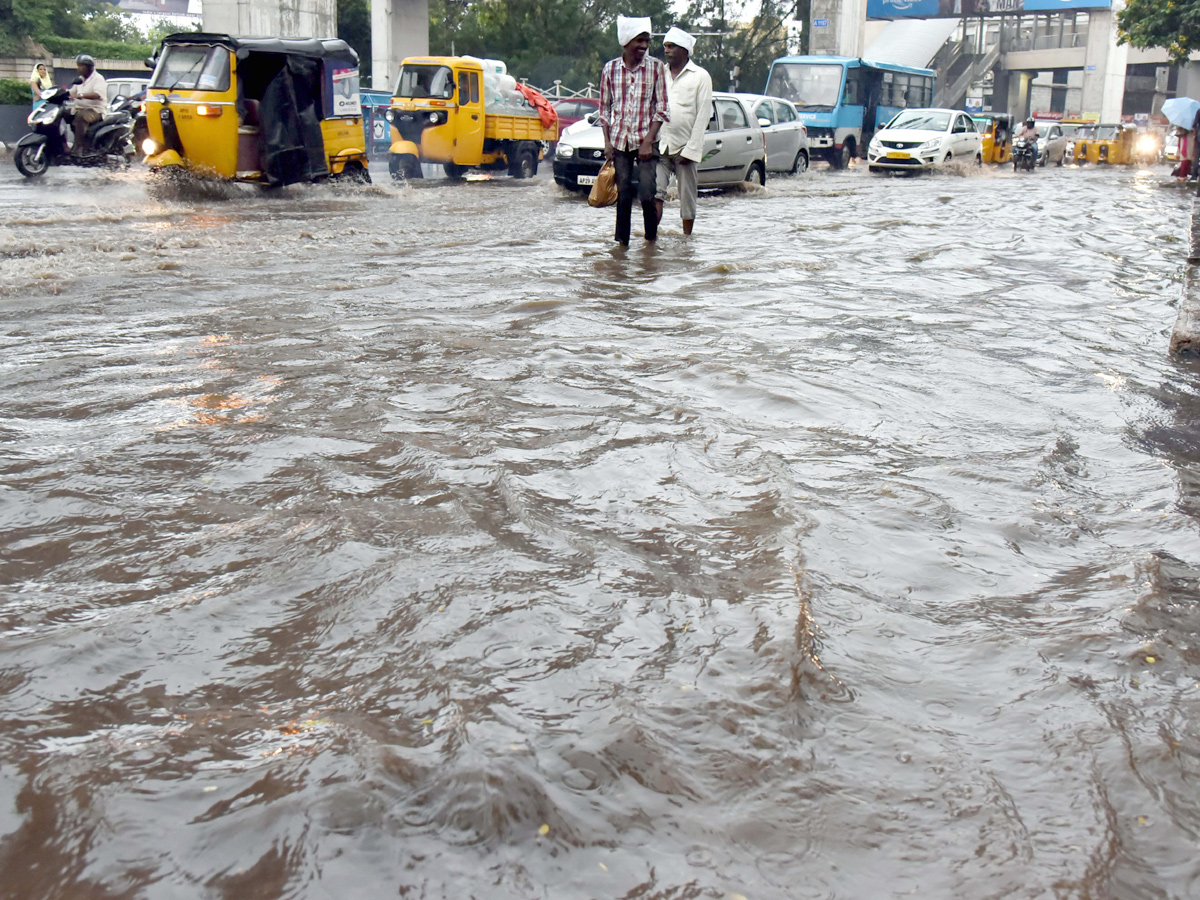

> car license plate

[
  {"left": 886, "top": 151, "right": 910, "bottom": 159},
  {"left": 577, "top": 174, "right": 597, "bottom": 186}
]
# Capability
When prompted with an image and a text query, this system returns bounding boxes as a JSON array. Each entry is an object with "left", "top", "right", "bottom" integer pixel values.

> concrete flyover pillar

[
  {"left": 1080, "top": 0, "right": 1128, "bottom": 121},
  {"left": 371, "top": 0, "right": 430, "bottom": 91},
  {"left": 203, "top": 0, "right": 337, "bottom": 38},
  {"left": 809, "top": 0, "right": 866, "bottom": 58}
]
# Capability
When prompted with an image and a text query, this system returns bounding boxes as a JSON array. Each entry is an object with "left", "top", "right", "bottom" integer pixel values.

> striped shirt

[{"left": 599, "top": 56, "right": 670, "bottom": 152}]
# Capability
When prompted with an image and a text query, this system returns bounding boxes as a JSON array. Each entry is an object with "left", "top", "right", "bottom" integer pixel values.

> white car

[
  {"left": 553, "top": 92, "right": 768, "bottom": 191},
  {"left": 867, "top": 108, "right": 984, "bottom": 173},
  {"left": 735, "top": 93, "right": 810, "bottom": 174}
]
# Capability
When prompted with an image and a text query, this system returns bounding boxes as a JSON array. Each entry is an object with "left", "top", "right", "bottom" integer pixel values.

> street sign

[
  {"left": 814, "top": 18, "right": 829, "bottom": 26},
  {"left": 965, "top": 97, "right": 983, "bottom": 113},
  {"left": 1085, "top": 64, "right": 1097, "bottom": 71}
]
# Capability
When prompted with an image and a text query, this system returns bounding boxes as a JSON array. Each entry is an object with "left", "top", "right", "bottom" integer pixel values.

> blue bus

[{"left": 764, "top": 56, "right": 936, "bottom": 169}]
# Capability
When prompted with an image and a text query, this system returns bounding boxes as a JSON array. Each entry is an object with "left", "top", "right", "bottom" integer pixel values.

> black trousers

[{"left": 613, "top": 149, "right": 658, "bottom": 243}]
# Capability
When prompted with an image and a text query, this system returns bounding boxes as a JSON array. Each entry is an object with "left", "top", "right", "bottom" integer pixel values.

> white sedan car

[{"left": 867, "top": 108, "right": 984, "bottom": 173}]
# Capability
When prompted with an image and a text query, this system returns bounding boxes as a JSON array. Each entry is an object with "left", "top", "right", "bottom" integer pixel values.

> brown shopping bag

[{"left": 588, "top": 161, "right": 618, "bottom": 208}]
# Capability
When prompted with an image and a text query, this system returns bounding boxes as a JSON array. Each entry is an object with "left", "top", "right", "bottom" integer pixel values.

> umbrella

[{"left": 1162, "top": 97, "right": 1200, "bottom": 129}]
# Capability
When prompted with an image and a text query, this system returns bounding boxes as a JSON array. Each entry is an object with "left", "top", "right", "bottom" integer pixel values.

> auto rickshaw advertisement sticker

[{"left": 330, "top": 66, "right": 362, "bottom": 117}]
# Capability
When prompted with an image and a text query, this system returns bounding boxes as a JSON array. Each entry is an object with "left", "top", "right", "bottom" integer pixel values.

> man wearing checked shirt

[{"left": 599, "top": 16, "right": 670, "bottom": 245}]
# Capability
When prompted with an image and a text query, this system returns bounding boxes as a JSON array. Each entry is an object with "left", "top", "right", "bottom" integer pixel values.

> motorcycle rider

[
  {"left": 67, "top": 54, "right": 107, "bottom": 156},
  {"left": 1015, "top": 118, "right": 1038, "bottom": 143}
]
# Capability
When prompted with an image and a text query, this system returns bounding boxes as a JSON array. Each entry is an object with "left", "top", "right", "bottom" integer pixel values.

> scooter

[
  {"left": 13, "top": 87, "right": 136, "bottom": 179},
  {"left": 1012, "top": 137, "right": 1037, "bottom": 172}
]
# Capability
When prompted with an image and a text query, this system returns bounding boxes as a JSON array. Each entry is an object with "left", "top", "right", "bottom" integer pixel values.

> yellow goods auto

[
  {"left": 972, "top": 114, "right": 1012, "bottom": 164},
  {"left": 143, "top": 33, "right": 369, "bottom": 185},
  {"left": 388, "top": 56, "right": 558, "bottom": 180}
]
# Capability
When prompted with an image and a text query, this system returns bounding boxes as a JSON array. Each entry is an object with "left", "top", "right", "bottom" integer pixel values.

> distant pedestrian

[
  {"left": 655, "top": 27, "right": 712, "bottom": 236},
  {"left": 599, "top": 15, "right": 670, "bottom": 245},
  {"left": 29, "top": 63, "right": 52, "bottom": 109}
]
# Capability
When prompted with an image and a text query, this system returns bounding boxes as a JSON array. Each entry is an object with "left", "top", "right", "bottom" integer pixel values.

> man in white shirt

[
  {"left": 655, "top": 27, "right": 713, "bottom": 236},
  {"left": 68, "top": 54, "right": 107, "bottom": 156}
]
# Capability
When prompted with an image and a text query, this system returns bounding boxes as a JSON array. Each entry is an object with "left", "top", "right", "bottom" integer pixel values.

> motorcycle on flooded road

[
  {"left": 13, "top": 87, "right": 136, "bottom": 179},
  {"left": 1012, "top": 137, "right": 1037, "bottom": 172}
]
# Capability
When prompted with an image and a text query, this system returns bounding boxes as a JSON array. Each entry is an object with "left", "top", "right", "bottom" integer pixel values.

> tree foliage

[
  {"left": 338, "top": 0, "right": 372, "bottom": 80},
  {"left": 430, "top": 0, "right": 675, "bottom": 89},
  {"left": 0, "top": 0, "right": 164, "bottom": 57},
  {"left": 429, "top": 0, "right": 801, "bottom": 93},
  {"left": 679, "top": 0, "right": 798, "bottom": 93},
  {"left": 1117, "top": 0, "right": 1200, "bottom": 65}
]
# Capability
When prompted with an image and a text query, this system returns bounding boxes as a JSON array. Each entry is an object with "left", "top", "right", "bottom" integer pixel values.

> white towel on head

[
  {"left": 617, "top": 16, "right": 652, "bottom": 46},
  {"left": 663, "top": 26, "right": 695, "bottom": 54}
]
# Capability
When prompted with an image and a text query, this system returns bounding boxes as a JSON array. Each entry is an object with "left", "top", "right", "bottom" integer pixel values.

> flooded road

[{"left": 2, "top": 160, "right": 1200, "bottom": 900}]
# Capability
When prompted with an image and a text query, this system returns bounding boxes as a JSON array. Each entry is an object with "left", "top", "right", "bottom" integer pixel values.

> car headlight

[
  {"left": 556, "top": 143, "right": 574, "bottom": 158},
  {"left": 918, "top": 139, "right": 941, "bottom": 152}
]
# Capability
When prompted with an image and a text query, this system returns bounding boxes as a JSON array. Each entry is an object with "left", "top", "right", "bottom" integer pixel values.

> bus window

[
  {"left": 842, "top": 68, "right": 865, "bottom": 106},
  {"left": 765, "top": 62, "right": 844, "bottom": 110}
]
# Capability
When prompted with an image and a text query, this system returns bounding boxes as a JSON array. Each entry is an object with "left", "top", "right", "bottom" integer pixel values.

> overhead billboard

[{"left": 867, "top": 0, "right": 1111, "bottom": 17}]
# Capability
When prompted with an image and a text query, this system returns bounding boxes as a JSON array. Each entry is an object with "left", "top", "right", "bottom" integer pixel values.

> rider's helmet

[
  {"left": 1025, "top": 118, "right": 1035, "bottom": 128},
  {"left": 76, "top": 54, "right": 95, "bottom": 71}
]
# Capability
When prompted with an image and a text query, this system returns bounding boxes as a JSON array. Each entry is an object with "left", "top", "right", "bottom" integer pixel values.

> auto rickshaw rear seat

[{"left": 237, "top": 98, "right": 264, "bottom": 178}]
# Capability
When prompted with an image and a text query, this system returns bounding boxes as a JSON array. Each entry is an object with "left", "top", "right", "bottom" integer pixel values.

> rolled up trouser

[{"left": 655, "top": 154, "right": 698, "bottom": 221}]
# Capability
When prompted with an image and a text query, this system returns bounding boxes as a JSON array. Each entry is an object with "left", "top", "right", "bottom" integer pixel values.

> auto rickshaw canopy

[{"left": 158, "top": 32, "right": 359, "bottom": 65}]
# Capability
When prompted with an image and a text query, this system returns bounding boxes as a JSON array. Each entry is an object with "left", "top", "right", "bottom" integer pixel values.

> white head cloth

[
  {"left": 617, "top": 16, "right": 653, "bottom": 46},
  {"left": 663, "top": 27, "right": 695, "bottom": 54}
]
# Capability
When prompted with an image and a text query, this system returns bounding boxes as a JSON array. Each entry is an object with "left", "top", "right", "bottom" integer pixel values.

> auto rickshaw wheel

[
  {"left": 389, "top": 153, "right": 422, "bottom": 181},
  {"left": 444, "top": 162, "right": 467, "bottom": 180},
  {"left": 511, "top": 148, "right": 537, "bottom": 179}
]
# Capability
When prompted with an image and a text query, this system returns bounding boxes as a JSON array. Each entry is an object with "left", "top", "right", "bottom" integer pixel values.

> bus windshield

[
  {"left": 396, "top": 64, "right": 454, "bottom": 99},
  {"left": 150, "top": 44, "right": 230, "bottom": 92},
  {"left": 765, "top": 63, "right": 843, "bottom": 110}
]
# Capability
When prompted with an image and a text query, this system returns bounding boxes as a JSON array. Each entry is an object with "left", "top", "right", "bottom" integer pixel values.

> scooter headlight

[
  {"left": 142, "top": 137, "right": 158, "bottom": 156},
  {"left": 1137, "top": 134, "right": 1157, "bottom": 153}
]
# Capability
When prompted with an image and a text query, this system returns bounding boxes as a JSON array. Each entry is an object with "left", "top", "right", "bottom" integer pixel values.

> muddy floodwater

[{"left": 2, "top": 161, "right": 1200, "bottom": 900}]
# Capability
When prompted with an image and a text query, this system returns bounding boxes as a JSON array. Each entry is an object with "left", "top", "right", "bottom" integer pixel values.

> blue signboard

[
  {"left": 867, "top": 0, "right": 1109, "bottom": 17},
  {"left": 813, "top": 18, "right": 830, "bottom": 26}
]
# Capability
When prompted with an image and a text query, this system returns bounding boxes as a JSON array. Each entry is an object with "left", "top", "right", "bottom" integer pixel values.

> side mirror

[
  {"left": 443, "top": 84, "right": 455, "bottom": 100},
  {"left": 758, "top": 117, "right": 771, "bottom": 128},
  {"left": 145, "top": 57, "right": 156, "bottom": 69}
]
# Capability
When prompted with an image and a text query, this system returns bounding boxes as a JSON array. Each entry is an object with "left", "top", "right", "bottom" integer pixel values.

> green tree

[
  {"left": 429, "top": 0, "right": 675, "bottom": 90},
  {"left": 1117, "top": 0, "right": 1200, "bottom": 64},
  {"left": 337, "top": 0, "right": 372, "bottom": 81},
  {"left": 680, "top": 0, "right": 798, "bottom": 93}
]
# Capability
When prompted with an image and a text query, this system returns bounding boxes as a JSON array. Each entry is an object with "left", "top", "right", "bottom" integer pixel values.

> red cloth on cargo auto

[{"left": 515, "top": 83, "right": 558, "bottom": 130}]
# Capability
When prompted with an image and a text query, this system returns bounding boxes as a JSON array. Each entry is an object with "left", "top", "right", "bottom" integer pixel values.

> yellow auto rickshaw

[
  {"left": 143, "top": 33, "right": 369, "bottom": 185},
  {"left": 972, "top": 114, "right": 1012, "bottom": 164},
  {"left": 1072, "top": 123, "right": 1139, "bottom": 165}
]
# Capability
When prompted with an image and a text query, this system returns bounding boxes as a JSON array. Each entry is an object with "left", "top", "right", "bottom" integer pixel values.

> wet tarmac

[{"left": 2, "top": 160, "right": 1200, "bottom": 899}]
